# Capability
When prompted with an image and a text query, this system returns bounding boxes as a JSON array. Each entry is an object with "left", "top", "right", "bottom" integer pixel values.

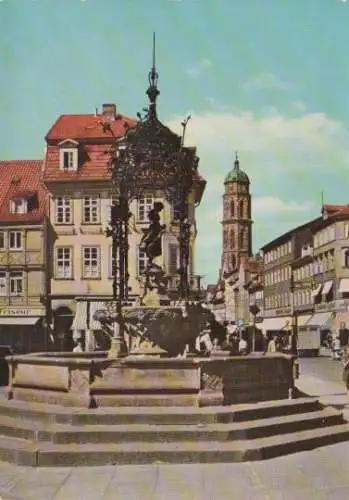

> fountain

[{"left": 0, "top": 34, "right": 301, "bottom": 467}]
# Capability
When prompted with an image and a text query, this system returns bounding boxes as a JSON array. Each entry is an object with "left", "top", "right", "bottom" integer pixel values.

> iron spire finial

[
  {"left": 234, "top": 151, "right": 240, "bottom": 169},
  {"left": 146, "top": 32, "right": 160, "bottom": 117}
]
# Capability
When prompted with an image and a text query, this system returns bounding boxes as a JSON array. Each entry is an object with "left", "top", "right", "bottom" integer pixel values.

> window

[
  {"left": 0, "top": 272, "right": 6, "bottom": 296},
  {"left": 231, "top": 202, "right": 235, "bottom": 217},
  {"left": 82, "top": 247, "right": 100, "bottom": 279},
  {"left": 230, "top": 230, "right": 235, "bottom": 248},
  {"left": 109, "top": 245, "right": 120, "bottom": 278},
  {"left": 56, "top": 247, "right": 72, "bottom": 279},
  {"left": 0, "top": 232, "right": 5, "bottom": 250},
  {"left": 59, "top": 148, "right": 78, "bottom": 171},
  {"left": 83, "top": 196, "right": 100, "bottom": 224},
  {"left": 137, "top": 247, "right": 148, "bottom": 275},
  {"left": 344, "top": 249, "right": 349, "bottom": 268},
  {"left": 55, "top": 197, "right": 72, "bottom": 224},
  {"left": 10, "top": 271, "right": 23, "bottom": 296},
  {"left": 168, "top": 244, "right": 178, "bottom": 275},
  {"left": 9, "top": 231, "right": 22, "bottom": 250},
  {"left": 138, "top": 195, "right": 154, "bottom": 222},
  {"left": 239, "top": 200, "right": 244, "bottom": 218},
  {"left": 10, "top": 198, "right": 27, "bottom": 214},
  {"left": 345, "top": 224, "right": 349, "bottom": 239}
]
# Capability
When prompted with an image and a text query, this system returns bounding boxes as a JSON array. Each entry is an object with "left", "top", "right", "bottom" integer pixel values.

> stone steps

[
  {"left": 0, "top": 407, "right": 342, "bottom": 444},
  {"left": 0, "top": 396, "right": 348, "bottom": 466},
  {"left": 0, "top": 396, "right": 320, "bottom": 425},
  {"left": 1, "top": 422, "right": 349, "bottom": 467}
]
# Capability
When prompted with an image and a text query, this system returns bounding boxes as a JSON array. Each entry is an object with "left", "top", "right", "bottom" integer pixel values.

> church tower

[{"left": 221, "top": 153, "right": 252, "bottom": 275}]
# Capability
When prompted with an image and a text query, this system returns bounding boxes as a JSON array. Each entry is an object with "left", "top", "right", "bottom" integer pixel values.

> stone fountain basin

[
  {"left": 5, "top": 351, "right": 296, "bottom": 408},
  {"left": 97, "top": 305, "right": 215, "bottom": 356}
]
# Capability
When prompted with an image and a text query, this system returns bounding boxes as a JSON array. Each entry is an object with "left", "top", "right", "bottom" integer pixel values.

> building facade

[
  {"left": 261, "top": 205, "right": 349, "bottom": 343},
  {"left": 0, "top": 160, "right": 49, "bottom": 352},
  {"left": 42, "top": 103, "right": 205, "bottom": 349},
  {"left": 261, "top": 219, "right": 320, "bottom": 335}
]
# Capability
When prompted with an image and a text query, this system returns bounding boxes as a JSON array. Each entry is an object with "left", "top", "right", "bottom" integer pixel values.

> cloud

[
  {"left": 185, "top": 58, "right": 212, "bottom": 78},
  {"left": 253, "top": 197, "right": 313, "bottom": 214},
  {"left": 166, "top": 107, "right": 349, "bottom": 282},
  {"left": 243, "top": 72, "right": 292, "bottom": 91}
]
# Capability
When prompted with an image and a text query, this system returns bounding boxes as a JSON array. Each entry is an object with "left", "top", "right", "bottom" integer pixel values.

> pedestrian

[
  {"left": 195, "top": 321, "right": 213, "bottom": 355},
  {"left": 332, "top": 335, "right": 341, "bottom": 360},
  {"left": 238, "top": 336, "right": 248, "bottom": 355},
  {"left": 267, "top": 335, "right": 278, "bottom": 353}
]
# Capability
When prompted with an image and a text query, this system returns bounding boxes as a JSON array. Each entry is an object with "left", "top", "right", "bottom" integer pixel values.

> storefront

[
  {"left": 298, "top": 311, "right": 334, "bottom": 354},
  {"left": 71, "top": 300, "right": 111, "bottom": 351},
  {"left": 0, "top": 306, "right": 47, "bottom": 353},
  {"left": 262, "top": 316, "right": 292, "bottom": 336}
]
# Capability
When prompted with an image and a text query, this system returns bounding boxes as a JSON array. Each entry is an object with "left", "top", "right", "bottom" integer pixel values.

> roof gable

[{"left": 0, "top": 160, "right": 47, "bottom": 224}]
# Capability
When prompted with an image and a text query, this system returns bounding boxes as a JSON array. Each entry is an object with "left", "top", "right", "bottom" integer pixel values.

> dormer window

[
  {"left": 10, "top": 198, "right": 27, "bottom": 214},
  {"left": 9, "top": 192, "right": 38, "bottom": 214},
  {"left": 58, "top": 139, "right": 79, "bottom": 171}
]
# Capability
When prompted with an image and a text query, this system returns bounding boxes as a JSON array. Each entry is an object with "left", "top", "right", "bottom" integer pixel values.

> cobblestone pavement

[
  {"left": 0, "top": 368, "right": 348, "bottom": 499},
  {"left": 0, "top": 442, "right": 349, "bottom": 500}
]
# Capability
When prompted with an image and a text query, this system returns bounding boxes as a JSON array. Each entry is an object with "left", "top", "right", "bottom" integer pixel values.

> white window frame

[
  {"left": 9, "top": 231, "right": 22, "bottom": 250},
  {"left": 82, "top": 246, "right": 100, "bottom": 279},
  {"left": 59, "top": 148, "right": 78, "bottom": 171},
  {"left": 345, "top": 224, "right": 349, "bottom": 239},
  {"left": 9, "top": 271, "right": 23, "bottom": 296},
  {"left": 83, "top": 196, "right": 100, "bottom": 224},
  {"left": 0, "top": 271, "right": 7, "bottom": 296},
  {"left": 168, "top": 243, "right": 179, "bottom": 275},
  {"left": 137, "top": 247, "right": 148, "bottom": 276},
  {"left": 137, "top": 195, "right": 154, "bottom": 223},
  {"left": 55, "top": 197, "right": 72, "bottom": 224},
  {"left": 10, "top": 198, "right": 27, "bottom": 214},
  {"left": 55, "top": 247, "right": 73, "bottom": 279},
  {"left": 0, "top": 231, "right": 5, "bottom": 250}
]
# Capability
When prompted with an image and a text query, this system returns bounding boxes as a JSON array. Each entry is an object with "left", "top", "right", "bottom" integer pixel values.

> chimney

[{"left": 102, "top": 103, "right": 117, "bottom": 122}]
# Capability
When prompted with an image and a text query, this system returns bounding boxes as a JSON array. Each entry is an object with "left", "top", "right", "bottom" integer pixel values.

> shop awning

[
  {"left": 71, "top": 302, "right": 87, "bottom": 330},
  {"left": 333, "top": 312, "right": 349, "bottom": 330},
  {"left": 296, "top": 315, "right": 312, "bottom": 327},
  {"left": 311, "top": 284, "right": 322, "bottom": 298},
  {"left": 89, "top": 302, "right": 107, "bottom": 330},
  {"left": 338, "top": 279, "right": 349, "bottom": 294},
  {"left": 262, "top": 317, "right": 292, "bottom": 332},
  {"left": 0, "top": 317, "right": 41, "bottom": 326},
  {"left": 321, "top": 281, "right": 333, "bottom": 296},
  {"left": 304, "top": 312, "right": 333, "bottom": 328}
]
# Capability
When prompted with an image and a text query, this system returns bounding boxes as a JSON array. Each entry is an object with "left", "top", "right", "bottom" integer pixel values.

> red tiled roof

[
  {"left": 43, "top": 112, "right": 206, "bottom": 203},
  {"left": 43, "top": 144, "right": 114, "bottom": 183},
  {"left": 45, "top": 114, "right": 136, "bottom": 142},
  {"left": 323, "top": 204, "right": 349, "bottom": 218},
  {"left": 0, "top": 160, "right": 47, "bottom": 224}
]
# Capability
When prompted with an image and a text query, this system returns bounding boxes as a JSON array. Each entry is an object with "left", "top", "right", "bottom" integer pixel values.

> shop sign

[{"left": 0, "top": 308, "right": 44, "bottom": 317}]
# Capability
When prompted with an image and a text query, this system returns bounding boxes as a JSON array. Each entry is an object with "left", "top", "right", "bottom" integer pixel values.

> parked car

[{"left": 0, "top": 345, "right": 13, "bottom": 386}]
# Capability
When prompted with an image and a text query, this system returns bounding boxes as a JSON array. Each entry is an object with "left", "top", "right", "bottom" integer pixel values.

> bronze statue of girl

[{"left": 140, "top": 201, "right": 166, "bottom": 263}]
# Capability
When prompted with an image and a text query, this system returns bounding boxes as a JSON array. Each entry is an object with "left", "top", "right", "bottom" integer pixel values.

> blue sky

[{"left": 1, "top": 0, "right": 349, "bottom": 284}]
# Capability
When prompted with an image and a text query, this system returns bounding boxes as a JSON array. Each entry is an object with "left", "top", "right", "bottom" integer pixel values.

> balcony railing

[
  {"left": 0, "top": 295, "right": 44, "bottom": 307},
  {"left": 0, "top": 250, "right": 44, "bottom": 267}
]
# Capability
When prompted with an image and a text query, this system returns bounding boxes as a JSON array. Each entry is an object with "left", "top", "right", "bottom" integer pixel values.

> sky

[{"left": 1, "top": 0, "right": 349, "bottom": 284}]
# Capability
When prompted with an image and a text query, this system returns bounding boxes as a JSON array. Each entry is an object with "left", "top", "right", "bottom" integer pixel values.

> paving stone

[
  {"left": 203, "top": 463, "right": 263, "bottom": 500},
  {"left": 266, "top": 489, "right": 327, "bottom": 500},
  {"left": 156, "top": 465, "right": 206, "bottom": 500},
  {"left": 52, "top": 468, "right": 115, "bottom": 500},
  {"left": 6, "top": 482, "right": 59, "bottom": 499},
  {"left": 321, "top": 486, "right": 349, "bottom": 500},
  {"left": 250, "top": 460, "right": 312, "bottom": 491}
]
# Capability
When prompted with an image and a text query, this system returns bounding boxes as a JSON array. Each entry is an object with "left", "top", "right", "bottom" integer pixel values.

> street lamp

[{"left": 105, "top": 33, "right": 199, "bottom": 357}]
